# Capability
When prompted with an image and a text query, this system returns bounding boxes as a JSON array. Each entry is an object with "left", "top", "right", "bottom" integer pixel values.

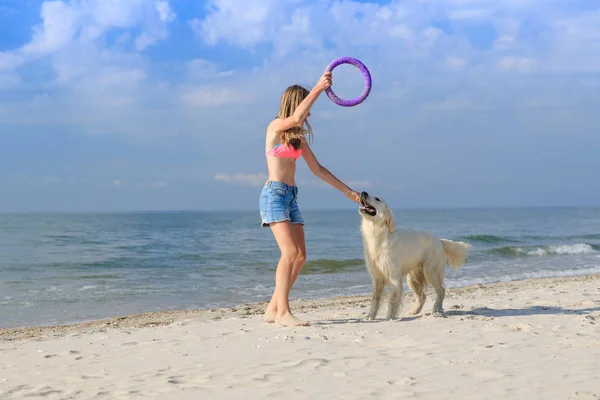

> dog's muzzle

[{"left": 359, "top": 192, "right": 377, "bottom": 216}]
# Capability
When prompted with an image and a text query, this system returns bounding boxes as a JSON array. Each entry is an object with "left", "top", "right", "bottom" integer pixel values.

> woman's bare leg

[
  {"left": 264, "top": 223, "right": 307, "bottom": 324},
  {"left": 263, "top": 221, "right": 308, "bottom": 326}
]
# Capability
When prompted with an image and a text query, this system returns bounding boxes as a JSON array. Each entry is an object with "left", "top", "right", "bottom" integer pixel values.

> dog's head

[{"left": 358, "top": 191, "right": 396, "bottom": 233}]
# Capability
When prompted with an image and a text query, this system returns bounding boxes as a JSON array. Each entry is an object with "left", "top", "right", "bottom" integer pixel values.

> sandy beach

[{"left": 1, "top": 275, "right": 599, "bottom": 399}]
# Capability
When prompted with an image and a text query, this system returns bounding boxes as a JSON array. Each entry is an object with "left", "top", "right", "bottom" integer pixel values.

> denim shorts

[{"left": 259, "top": 180, "right": 304, "bottom": 227}]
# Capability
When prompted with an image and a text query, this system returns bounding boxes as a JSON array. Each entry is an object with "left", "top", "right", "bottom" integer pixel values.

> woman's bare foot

[
  {"left": 275, "top": 312, "right": 310, "bottom": 327},
  {"left": 263, "top": 308, "right": 276, "bottom": 323}
]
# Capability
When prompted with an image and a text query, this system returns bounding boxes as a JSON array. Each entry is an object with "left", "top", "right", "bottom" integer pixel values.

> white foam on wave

[
  {"left": 549, "top": 243, "right": 597, "bottom": 255},
  {"left": 525, "top": 248, "right": 546, "bottom": 256},
  {"left": 77, "top": 285, "right": 97, "bottom": 291},
  {"left": 524, "top": 243, "right": 597, "bottom": 256}
]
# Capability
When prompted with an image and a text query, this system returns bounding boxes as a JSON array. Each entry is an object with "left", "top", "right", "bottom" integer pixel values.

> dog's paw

[
  {"left": 361, "top": 314, "right": 376, "bottom": 321},
  {"left": 432, "top": 311, "right": 447, "bottom": 318}
]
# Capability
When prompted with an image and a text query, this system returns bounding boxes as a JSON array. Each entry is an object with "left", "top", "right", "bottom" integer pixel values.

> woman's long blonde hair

[{"left": 277, "top": 85, "right": 312, "bottom": 150}]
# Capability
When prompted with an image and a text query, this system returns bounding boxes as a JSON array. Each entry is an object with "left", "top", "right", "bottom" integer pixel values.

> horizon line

[{"left": 1, "top": 204, "right": 600, "bottom": 215}]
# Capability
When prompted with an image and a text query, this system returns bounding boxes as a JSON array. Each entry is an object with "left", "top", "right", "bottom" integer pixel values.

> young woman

[{"left": 260, "top": 71, "right": 361, "bottom": 327}]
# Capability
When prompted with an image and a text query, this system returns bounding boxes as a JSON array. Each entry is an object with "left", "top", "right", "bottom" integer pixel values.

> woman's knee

[
  {"left": 281, "top": 245, "right": 300, "bottom": 263},
  {"left": 295, "top": 249, "right": 306, "bottom": 265}
]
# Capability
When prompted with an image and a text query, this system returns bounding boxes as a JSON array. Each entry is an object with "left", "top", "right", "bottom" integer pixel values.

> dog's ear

[{"left": 385, "top": 209, "right": 396, "bottom": 233}]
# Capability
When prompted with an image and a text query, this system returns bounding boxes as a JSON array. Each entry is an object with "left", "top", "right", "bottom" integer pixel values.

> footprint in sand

[
  {"left": 168, "top": 376, "right": 185, "bottom": 385},
  {"left": 506, "top": 322, "right": 535, "bottom": 333},
  {"left": 576, "top": 315, "right": 596, "bottom": 325},
  {"left": 155, "top": 367, "right": 173, "bottom": 376},
  {"left": 81, "top": 375, "right": 103, "bottom": 380},
  {"left": 19, "top": 386, "right": 63, "bottom": 397},
  {"left": 396, "top": 377, "right": 421, "bottom": 386},
  {"left": 253, "top": 373, "right": 274, "bottom": 382},
  {"left": 571, "top": 391, "right": 598, "bottom": 398},
  {"left": 7, "top": 385, "right": 32, "bottom": 395},
  {"left": 286, "top": 358, "right": 330, "bottom": 371}
]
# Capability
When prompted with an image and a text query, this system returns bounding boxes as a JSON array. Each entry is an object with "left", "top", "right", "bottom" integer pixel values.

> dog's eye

[{"left": 375, "top": 197, "right": 381, "bottom": 202}]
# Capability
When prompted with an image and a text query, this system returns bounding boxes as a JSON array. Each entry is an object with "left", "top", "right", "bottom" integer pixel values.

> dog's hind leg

[
  {"left": 364, "top": 275, "right": 385, "bottom": 320},
  {"left": 424, "top": 258, "right": 447, "bottom": 318},
  {"left": 407, "top": 269, "right": 427, "bottom": 316},
  {"left": 385, "top": 279, "right": 404, "bottom": 320}
]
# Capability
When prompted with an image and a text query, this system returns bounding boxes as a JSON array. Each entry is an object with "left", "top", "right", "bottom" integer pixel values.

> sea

[{"left": 2, "top": 207, "right": 600, "bottom": 329}]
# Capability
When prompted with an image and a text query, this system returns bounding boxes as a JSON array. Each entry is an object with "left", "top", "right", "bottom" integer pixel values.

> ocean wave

[
  {"left": 571, "top": 234, "right": 600, "bottom": 240},
  {"left": 301, "top": 258, "right": 364, "bottom": 275},
  {"left": 487, "top": 243, "right": 599, "bottom": 258},
  {"left": 461, "top": 235, "right": 518, "bottom": 244},
  {"left": 462, "top": 233, "right": 600, "bottom": 244}
]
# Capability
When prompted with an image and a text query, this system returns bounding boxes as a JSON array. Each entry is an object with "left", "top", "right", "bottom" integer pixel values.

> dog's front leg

[
  {"left": 363, "top": 276, "right": 384, "bottom": 320},
  {"left": 386, "top": 279, "right": 404, "bottom": 320}
]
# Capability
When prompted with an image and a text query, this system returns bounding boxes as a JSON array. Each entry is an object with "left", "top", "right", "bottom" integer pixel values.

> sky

[{"left": 0, "top": 0, "right": 599, "bottom": 212}]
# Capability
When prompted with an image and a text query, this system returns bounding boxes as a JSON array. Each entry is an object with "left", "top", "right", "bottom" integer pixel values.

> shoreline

[{"left": 2, "top": 273, "right": 598, "bottom": 342}]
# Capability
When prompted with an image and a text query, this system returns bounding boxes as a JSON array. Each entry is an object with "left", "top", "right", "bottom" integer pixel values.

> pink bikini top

[{"left": 265, "top": 143, "right": 302, "bottom": 160}]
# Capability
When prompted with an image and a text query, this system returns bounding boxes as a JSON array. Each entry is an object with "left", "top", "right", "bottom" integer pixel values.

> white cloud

[
  {"left": 1, "top": 0, "right": 176, "bottom": 71},
  {"left": 494, "top": 35, "right": 515, "bottom": 49},
  {"left": 155, "top": 1, "right": 176, "bottom": 23},
  {"left": 493, "top": 18, "right": 520, "bottom": 50},
  {"left": 214, "top": 173, "right": 268, "bottom": 187},
  {"left": 181, "top": 87, "right": 247, "bottom": 107},
  {"left": 0, "top": 0, "right": 182, "bottom": 138},
  {"left": 21, "top": 1, "right": 80, "bottom": 57},
  {"left": 448, "top": 8, "right": 491, "bottom": 21},
  {"left": 194, "top": 0, "right": 435, "bottom": 57},
  {"left": 0, "top": 73, "right": 21, "bottom": 90},
  {"left": 547, "top": 10, "right": 600, "bottom": 72},
  {"left": 447, "top": 57, "right": 467, "bottom": 70},
  {"left": 112, "top": 179, "right": 122, "bottom": 188},
  {"left": 499, "top": 56, "right": 537, "bottom": 73},
  {"left": 1, "top": 0, "right": 599, "bottom": 142},
  {"left": 192, "top": 0, "right": 277, "bottom": 47},
  {"left": 185, "top": 59, "right": 234, "bottom": 81},
  {"left": 0, "top": 52, "right": 24, "bottom": 72}
]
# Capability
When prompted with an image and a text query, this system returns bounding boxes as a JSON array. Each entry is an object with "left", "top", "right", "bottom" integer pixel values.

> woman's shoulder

[{"left": 266, "top": 117, "right": 282, "bottom": 132}]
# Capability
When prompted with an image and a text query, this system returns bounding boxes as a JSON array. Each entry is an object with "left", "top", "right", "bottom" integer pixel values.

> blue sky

[{"left": 1, "top": 0, "right": 599, "bottom": 212}]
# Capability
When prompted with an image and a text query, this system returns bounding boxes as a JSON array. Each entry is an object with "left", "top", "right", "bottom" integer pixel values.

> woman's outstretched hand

[{"left": 315, "top": 71, "right": 332, "bottom": 92}]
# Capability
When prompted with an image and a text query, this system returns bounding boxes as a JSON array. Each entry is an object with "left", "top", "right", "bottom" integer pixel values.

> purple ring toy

[{"left": 324, "top": 57, "right": 372, "bottom": 107}]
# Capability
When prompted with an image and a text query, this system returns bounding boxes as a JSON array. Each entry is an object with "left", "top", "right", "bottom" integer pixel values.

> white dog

[{"left": 358, "top": 192, "right": 471, "bottom": 320}]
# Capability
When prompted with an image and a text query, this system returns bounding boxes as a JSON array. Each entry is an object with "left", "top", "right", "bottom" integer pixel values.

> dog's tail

[{"left": 440, "top": 239, "right": 471, "bottom": 270}]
